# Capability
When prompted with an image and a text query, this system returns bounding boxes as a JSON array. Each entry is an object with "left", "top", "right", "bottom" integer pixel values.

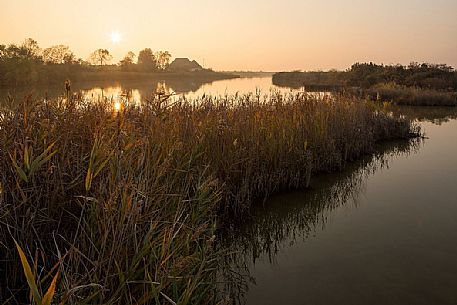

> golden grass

[
  {"left": 370, "top": 83, "right": 457, "bottom": 106},
  {"left": 0, "top": 91, "right": 415, "bottom": 304}
]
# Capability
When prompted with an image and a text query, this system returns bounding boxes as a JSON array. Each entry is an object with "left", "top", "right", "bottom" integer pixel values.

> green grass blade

[{"left": 9, "top": 154, "right": 28, "bottom": 182}]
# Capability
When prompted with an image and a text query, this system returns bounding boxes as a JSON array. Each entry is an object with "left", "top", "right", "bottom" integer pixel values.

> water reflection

[
  {"left": 0, "top": 77, "right": 312, "bottom": 104},
  {"left": 392, "top": 105, "right": 457, "bottom": 125},
  {"left": 220, "top": 138, "right": 422, "bottom": 304}
]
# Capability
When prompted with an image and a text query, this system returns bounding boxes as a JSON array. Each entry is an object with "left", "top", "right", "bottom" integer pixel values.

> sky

[{"left": 1, "top": 0, "right": 456, "bottom": 71}]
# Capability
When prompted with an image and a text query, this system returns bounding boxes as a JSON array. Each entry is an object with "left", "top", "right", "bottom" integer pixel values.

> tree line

[
  {"left": 273, "top": 62, "right": 457, "bottom": 91},
  {"left": 347, "top": 62, "right": 457, "bottom": 90},
  {"left": 0, "top": 38, "right": 173, "bottom": 86}
]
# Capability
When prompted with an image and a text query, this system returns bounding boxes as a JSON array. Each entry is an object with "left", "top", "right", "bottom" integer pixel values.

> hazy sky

[{"left": 1, "top": 0, "right": 456, "bottom": 71}]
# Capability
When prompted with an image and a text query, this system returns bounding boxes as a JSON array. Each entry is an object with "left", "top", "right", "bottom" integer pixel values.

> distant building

[{"left": 168, "top": 58, "right": 203, "bottom": 72}]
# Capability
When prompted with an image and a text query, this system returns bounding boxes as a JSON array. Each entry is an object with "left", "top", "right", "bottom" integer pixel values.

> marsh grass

[
  {"left": 370, "top": 83, "right": 457, "bottom": 106},
  {"left": 0, "top": 91, "right": 415, "bottom": 304}
]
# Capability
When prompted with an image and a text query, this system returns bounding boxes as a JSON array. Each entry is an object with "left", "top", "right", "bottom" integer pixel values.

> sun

[{"left": 110, "top": 31, "right": 122, "bottom": 44}]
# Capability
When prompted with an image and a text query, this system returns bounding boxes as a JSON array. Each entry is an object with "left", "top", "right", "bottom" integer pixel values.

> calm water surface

[
  {"left": 0, "top": 76, "right": 303, "bottom": 102},
  {"left": 226, "top": 107, "right": 457, "bottom": 305}
]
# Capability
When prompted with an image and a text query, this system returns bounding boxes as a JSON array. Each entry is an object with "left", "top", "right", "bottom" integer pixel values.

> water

[
  {"left": 225, "top": 107, "right": 457, "bottom": 305},
  {"left": 0, "top": 76, "right": 302, "bottom": 103}
]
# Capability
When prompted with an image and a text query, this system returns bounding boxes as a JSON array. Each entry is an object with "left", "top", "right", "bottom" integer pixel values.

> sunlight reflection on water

[{"left": 0, "top": 77, "right": 333, "bottom": 107}]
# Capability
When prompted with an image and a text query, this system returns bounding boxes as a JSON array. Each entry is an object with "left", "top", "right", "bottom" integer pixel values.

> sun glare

[
  {"left": 114, "top": 101, "right": 122, "bottom": 112},
  {"left": 110, "top": 31, "right": 121, "bottom": 43}
]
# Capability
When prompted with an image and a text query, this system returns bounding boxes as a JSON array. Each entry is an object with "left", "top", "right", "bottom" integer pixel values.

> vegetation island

[{"left": 273, "top": 62, "right": 457, "bottom": 106}]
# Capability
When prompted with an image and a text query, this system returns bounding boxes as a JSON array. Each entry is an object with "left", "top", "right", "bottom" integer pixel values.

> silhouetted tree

[
  {"left": 347, "top": 62, "right": 456, "bottom": 89},
  {"left": 0, "top": 44, "right": 6, "bottom": 58},
  {"left": 155, "top": 51, "right": 172, "bottom": 70},
  {"left": 89, "top": 49, "right": 113, "bottom": 66},
  {"left": 21, "top": 38, "right": 41, "bottom": 61},
  {"left": 119, "top": 51, "right": 136, "bottom": 71},
  {"left": 43, "top": 45, "right": 75, "bottom": 64},
  {"left": 137, "top": 48, "right": 157, "bottom": 71}
]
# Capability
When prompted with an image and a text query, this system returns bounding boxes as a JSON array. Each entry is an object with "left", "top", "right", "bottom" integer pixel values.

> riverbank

[
  {"left": 272, "top": 63, "right": 457, "bottom": 106},
  {"left": 272, "top": 71, "right": 345, "bottom": 91},
  {"left": 222, "top": 136, "right": 422, "bottom": 302},
  {"left": 0, "top": 65, "right": 239, "bottom": 87},
  {"left": 0, "top": 92, "right": 416, "bottom": 304},
  {"left": 0, "top": 70, "right": 240, "bottom": 100},
  {"left": 224, "top": 71, "right": 275, "bottom": 78},
  {"left": 74, "top": 70, "right": 239, "bottom": 83},
  {"left": 223, "top": 106, "right": 457, "bottom": 305}
]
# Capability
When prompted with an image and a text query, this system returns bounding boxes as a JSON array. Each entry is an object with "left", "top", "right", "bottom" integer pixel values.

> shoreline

[{"left": 0, "top": 69, "right": 239, "bottom": 88}]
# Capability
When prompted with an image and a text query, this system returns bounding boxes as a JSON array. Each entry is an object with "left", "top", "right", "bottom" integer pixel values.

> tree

[
  {"left": 42, "top": 45, "right": 75, "bottom": 64},
  {"left": 0, "top": 44, "right": 6, "bottom": 59},
  {"left": 137, "top": 48, "right": 157, "bottom": 71},
  {"left": 0, "top": 40, "right": 41, "bottom": 85},
  {"left": 0, "top": 39, "right": 41, "bottom": 61},
  {"left": 63, "top": 52, "right": 76, "bottom": 64},
  {"left": 76, "top": 58, "right": 89, "bottom": 65},
  {"left": 119, "top": 51, "right": 136, "bottom": 71},
  {"left": 3, "top": 44, "right": 21, "bottom": 59},
  {"left": 21, "top": 38, "right": 41, "bottom": 61},
  {"left": 155, "top": 51, "right": 171, "bottom": 70},
  {"left": 89, "top": 49, "right": 113, "bottom": 66}
]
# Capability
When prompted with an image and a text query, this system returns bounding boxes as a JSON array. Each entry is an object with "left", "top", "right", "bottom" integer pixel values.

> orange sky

[{"left": 1, "top": 0, "right": 456, "bottom": 71}]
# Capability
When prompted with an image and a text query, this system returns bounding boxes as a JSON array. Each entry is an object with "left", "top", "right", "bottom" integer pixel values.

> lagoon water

[
  {"left": 227, "top": 107, "right": 457, "bottom": 305},
  {"left": 0, "top": 76, "right": 299, "bottom": 102}
]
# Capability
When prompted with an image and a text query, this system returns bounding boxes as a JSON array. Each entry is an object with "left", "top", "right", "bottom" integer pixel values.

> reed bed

[
  {"left": 370, "top": 83, "right": 457, "bottom": 106},
  {"left": 0, "top": 91, "right": 415, "bottom": 304}
]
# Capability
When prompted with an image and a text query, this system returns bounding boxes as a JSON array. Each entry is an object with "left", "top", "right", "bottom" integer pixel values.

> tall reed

[
  {"left": 370, "top": 83, "right": 457, "bottom": 106},
  {"left": 0, "top": 91, "right": 416, "bottom": 304}
]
